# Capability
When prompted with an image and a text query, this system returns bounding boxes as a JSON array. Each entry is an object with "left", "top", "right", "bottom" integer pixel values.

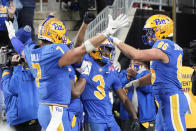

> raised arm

[
  {"left": 5, "top": 21, "right": 32, "bottom": 58},
  {"left": 58, "top": 33, "right": 106, "bottom": 67},
  {"left": 111, "top": 37, "right": 169, "bottom": 63},
  {"left": 74, "top": 22, "right": 88, "bottom": 48},
  {"left": 59, "top": 14, "right": 129, "bottom": 67},
  {"left": 74, "top": 12, "right": 95, "bottom": 47}
]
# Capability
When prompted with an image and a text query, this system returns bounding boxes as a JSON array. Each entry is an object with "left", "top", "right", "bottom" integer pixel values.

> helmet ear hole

[
  {"left": 160, "top": 31, "right": 165, "bottom": 34},
  {"left": 58, "top": 36, "right": 61, "bottom": 41}
]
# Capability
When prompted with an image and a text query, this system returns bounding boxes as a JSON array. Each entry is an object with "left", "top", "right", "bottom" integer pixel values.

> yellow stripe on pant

[
  {"left": 49, "top": 106, "right": 64, "bottom": 131},
  {"left": 72, "top": 115, "right": 77, "bottom": 128},
  {"left": 57, "top": 122, "right": 64, "bottom": 131},
  {"left": 170, "top": 94, "right": 184, "bottom": 131}
]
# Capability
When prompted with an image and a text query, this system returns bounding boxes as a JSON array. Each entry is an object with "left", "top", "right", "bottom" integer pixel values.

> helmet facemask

[
  {"left": 142, "top": 14, "right": 174, "bottom": 46},
  {"left": 89, "top": 38, "right": 115, "bottom": 65},
  {"left": 142, "top": 27, "right": 158, "bottom": 46},
  {"left": 99, "top": 45, "right": 115, "bottom": 64}
]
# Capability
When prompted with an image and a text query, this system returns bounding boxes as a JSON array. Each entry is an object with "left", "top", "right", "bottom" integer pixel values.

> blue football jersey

[
  {"left": 151, "top": 39, "right": 183, "bottom": 92},
  {"left": 81, "top": 54, "right": 121, "bottom": 123},
  {"left": 24, "top": 42, "right": 71, "bottom": 105}
]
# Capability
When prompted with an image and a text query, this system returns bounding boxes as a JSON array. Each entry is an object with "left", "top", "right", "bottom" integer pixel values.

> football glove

[
  {"left": 5, "top": 21, "right": 16, "bottom": 39},
  {"left": 75, "top": 60, "right": 92, "bottom": 80},
  {"left": 102, "top": 14, "right": 129, "bottom": 37},
  {"left": 113, "top": 61, "right": 121, "bottom": 72},
  {"left": 84, "top": 12, "right": 96, "bottom": 24},
  {"left": 124, "top": 79, "right": 140, "bottom": 89},
  {"left": 110, "top": 36, "right": 122, "bottom": 45},
  {"left": 130, "top": 119, "right": 141, "bottom": 131}
]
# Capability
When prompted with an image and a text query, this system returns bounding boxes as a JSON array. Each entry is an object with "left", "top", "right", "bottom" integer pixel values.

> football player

[
  {"left": 68, "top": 12, "right": 96, "bottom": 131},
  {"left": 80, "top": 38, "right": 140, "bottom": 131},
  {"left": 112, "top": 14, "right": 188, "bottom": 131},
  {"left": 5, "top": 14, "right": 129, "bottom": 130},
  {"left": 119, "top": 60, "right": 156, "bottom": 131}
]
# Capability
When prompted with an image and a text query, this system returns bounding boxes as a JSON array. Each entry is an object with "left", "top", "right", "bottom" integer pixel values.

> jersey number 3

[{"left": 93, "top": 75, "right": 106, "bottom": 100}]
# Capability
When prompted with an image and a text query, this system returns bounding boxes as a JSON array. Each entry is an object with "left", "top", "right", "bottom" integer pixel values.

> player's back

[
  {"left": 24, "top": 43, "right": 71, "bottom": 105},
  {"left": 81, "top": 54, "right": 121, "bottom": 123},
  {"left": 151, "top": 39, "right": 183, "bottom": 93}
]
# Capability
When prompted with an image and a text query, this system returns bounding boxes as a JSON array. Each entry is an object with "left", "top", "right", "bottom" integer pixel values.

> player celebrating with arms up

[
  {"left": 112, "top": 14, "right": 188, "bottom": 131},
  {"left": 81, "top": 38, "right": 140, "bottom": 131},
  {"left": 5, "top": 14, "right": 129, "bottom": 130}
]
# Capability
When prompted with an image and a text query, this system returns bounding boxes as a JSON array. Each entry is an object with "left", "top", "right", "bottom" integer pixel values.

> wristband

[
  {"left": 84, "top": 40, "right": 96, "bottom": 53},
  {"left": 101, "top": 30, "right": 110, "bottom": 37},
  {"left": 112, "top": 37, "right": 122, "bottom": 45}
]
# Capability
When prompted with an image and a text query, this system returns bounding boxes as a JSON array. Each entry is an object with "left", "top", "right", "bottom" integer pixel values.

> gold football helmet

[
  {"left": 38, "top": 17, "right": 71, "bottom": 46},
  {"left": 89, "top": 37, "right": 115, "bottom": 63},
  {"left": 142, "top": 14, "right": 173, "bottom": 46}
]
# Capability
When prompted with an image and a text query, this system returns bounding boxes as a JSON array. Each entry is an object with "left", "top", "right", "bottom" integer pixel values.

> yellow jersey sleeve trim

[{"left": 2, "top": 72, "right": 10, "bottom": 78}]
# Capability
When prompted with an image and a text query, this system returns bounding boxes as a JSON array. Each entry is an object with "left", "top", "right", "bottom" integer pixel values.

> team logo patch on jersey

[{"left": 31, "top": 54, "right": 39, "bottom": 61}]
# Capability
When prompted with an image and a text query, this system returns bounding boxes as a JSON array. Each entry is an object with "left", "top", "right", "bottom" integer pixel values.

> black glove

[
  {"left": 84, "top": 12, "right": 96, "bottom": 24},
  {"left": 130, "top": 119, "right": 141, "bottom": 131}
]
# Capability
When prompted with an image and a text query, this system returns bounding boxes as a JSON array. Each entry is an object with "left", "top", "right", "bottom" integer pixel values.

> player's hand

[
  {"left": 84, "top": 12, "right": 96, "bottom": 24},
  {"left": 48, "top": 12, "right": 55, "bottom": 19},
  {"left": 49, "top": 12, "right": 55, "bottom": 16},
  {"left": 130, "top": 119, "right": 141, "bottom": 131},
  {"left": 110, "top": 36, "right": 122, "bottom": 45},
  {"left": 75, "top": 60, "right": 92, "bottom": 80},
  {"left": 5, "top": 21, "right": 16, "bottom": 39},
  {"left": 102, "top": 14, "right": 129, "bottom": 37},
  {"left": 124, "top": 79, "right": 139, "bottom": 89},
  {"left": 11, "top": 54, "right": 20, "bottom": 63},
  {"left": 113, "top": 61, "right": 121, "bottom": 72},
  {"left": 127, "top": 68, "right": 137, "bottom": 80}
]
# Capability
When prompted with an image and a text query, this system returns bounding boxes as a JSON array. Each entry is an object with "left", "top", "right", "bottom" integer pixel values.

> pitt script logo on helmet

[
  {"left": 142, "top": 14, "right": 173, "bottom": 46},
  {"left": 89, "top": 36, "right": 116, "bottom": 64},
  {"left": 38, "top": 17, "right": 72, "bottom": 46}
]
